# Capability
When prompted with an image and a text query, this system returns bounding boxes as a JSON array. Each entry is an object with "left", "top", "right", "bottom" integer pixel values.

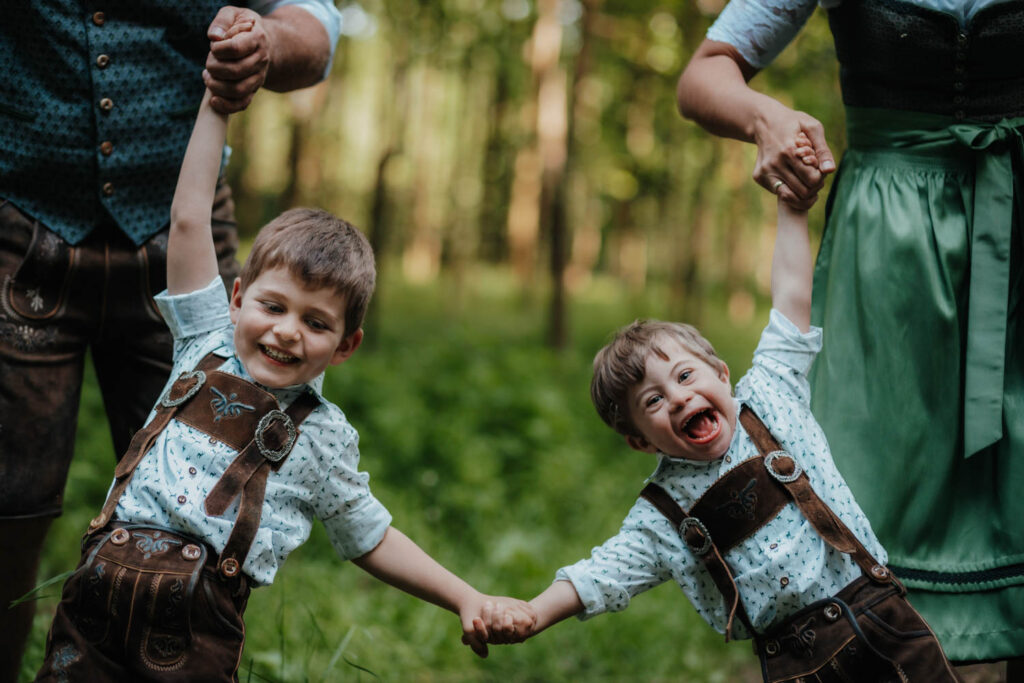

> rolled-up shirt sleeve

[
  {"left": 745, "top": 308, "right": 822, "bottom": 406},
  {"left": 706, "top": 0, "right": 818, "bottom": 69},
  {"left": 308, "top": 412, "right": 392, "bottom": 561},
  {"left": 250, "top": 0, "right": 343, "bottom": 80},
  {"left": 555, "top": 501, "right": 675, "bottom": 620},
  {"left": 154, "top": 277, "right": 232, "bottom": 340}
]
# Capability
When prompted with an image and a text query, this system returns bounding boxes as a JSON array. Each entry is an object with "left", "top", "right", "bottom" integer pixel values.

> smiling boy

[
  {"left": 35, "top": 85, "right": 532, "bottom": 681},
  {"left": 479, "top": 138, "right": 959, "bottom": 681}
]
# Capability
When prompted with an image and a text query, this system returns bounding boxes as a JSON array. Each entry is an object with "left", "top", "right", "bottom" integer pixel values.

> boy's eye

[
  {"left": 645, "top": 394, "right": 662, "bottom": 408},
  {"left": 306, "top": 318, "right": 328, "bottom": 331},
  {"left": 262, "top": 301, "right": 284, "bottom": 314},
  {"left": 678, "top": 370, "right": 691, "bottom": 383}
]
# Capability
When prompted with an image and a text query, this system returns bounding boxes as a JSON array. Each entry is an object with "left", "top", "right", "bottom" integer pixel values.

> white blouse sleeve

[{"left": 706, "top": 0, "right": 821, "bottom": 69}]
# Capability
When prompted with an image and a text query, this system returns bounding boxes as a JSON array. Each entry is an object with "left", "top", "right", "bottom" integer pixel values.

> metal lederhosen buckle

[{"left": 255, "top": 409, "right": 296, "bottom": 462}]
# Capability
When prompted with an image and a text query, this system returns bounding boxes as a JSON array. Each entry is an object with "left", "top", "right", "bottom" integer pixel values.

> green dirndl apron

[{"left": 810, "top": 106, "right": 1024, "bottom": 662}]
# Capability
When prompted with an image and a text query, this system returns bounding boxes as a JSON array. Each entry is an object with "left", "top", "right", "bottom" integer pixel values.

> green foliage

[{"left": 23, "top": 270, "right": 764, "bottom": 682}]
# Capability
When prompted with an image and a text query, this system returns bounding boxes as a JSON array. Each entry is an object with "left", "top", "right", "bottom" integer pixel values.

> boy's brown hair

[
  {"left": 240, "top": 208, "right": 375, "bottom": 338},
  {"left": 591, "top": 320, "right": 728, "bottom": 437}
]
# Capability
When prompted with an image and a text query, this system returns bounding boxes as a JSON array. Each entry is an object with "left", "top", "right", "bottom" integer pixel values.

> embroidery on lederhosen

[
  {"left": 209, "top": 386, "right": 255, "bottom": 422},
  {"left": 132, "top": 530, "right": 183, "bottom": 559},
  {"left": 715, "top": 478, "right": 758, "bottom": 520},
  {"left": 779, "top": 615, "right": 817, "bottom": 658}
]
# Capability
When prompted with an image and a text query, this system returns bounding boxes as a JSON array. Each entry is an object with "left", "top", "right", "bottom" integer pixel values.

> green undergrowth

[{"left": 23, "top": 269, "right": 764, "bottom": 682}]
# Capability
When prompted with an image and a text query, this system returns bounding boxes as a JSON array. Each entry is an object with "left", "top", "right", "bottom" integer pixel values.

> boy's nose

[
  {"left": 667, "top": 388, "right": 690, "bottom": 410},
  {"left": 273, "top": 319, "right": 301, "bottom": 342}
]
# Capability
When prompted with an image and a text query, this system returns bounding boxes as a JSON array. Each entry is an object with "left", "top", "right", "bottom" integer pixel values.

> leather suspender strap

[
  {"left": 212, "top": 391, "right": 320, "bottom": 577},
  {"left": 640, "top": 483, "right": 755, "bottom": 641},
  {"left": 88, "top": 353, "right": 224, "bottom": 533},
  {"left": 737, "top": 406, "right": 892, "bottom": 583},
  {"left": 636, "top": 405, "right": 893, "bottom": 642}
]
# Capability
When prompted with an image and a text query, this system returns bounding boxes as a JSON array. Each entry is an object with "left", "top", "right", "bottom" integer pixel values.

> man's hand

[{"left": 205, "top": 7, "right": 271, "bottom": 114}]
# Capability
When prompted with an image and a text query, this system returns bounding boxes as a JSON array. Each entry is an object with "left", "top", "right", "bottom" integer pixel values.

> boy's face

[
  {"left": 624, "top": 335, "right": 735, "bottom": 461},
  {"left": 229, "top": 266, "right": 361, "bottom": 389}
]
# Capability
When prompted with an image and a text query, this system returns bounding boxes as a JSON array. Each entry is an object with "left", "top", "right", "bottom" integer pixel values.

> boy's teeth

[{"left": 262, "top": 345, "right": 297, "bottom": 362}]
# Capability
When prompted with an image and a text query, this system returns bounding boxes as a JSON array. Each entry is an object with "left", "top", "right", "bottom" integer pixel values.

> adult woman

[{"left": 676, "top": 1, "right": 1023, "bottom": 668}]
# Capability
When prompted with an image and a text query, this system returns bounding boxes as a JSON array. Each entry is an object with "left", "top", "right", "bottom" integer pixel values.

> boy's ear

[
  {"left": 625, "top": 434, "right": 657, "bottom": 454},
  {"left": 228, "top": 278, "right": 243, "bottom": 323},
  {"left": 330, "top": 328, "right": 363, "bottom": 366},
  {"left": 718, "top": 362, "right": 730, "bottom": 383}
]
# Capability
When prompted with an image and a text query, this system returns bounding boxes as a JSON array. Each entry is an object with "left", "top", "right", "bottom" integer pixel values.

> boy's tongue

[{"left": 684, "top": 410, "right": 718, "bottom": 440}]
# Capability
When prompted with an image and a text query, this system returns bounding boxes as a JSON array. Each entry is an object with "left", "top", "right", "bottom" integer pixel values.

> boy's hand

[
  {"left": 459, "top": 596, "right": 537, "bottom": 655},
  {"left": 205, "top": 7, "right": 269, "bottom": 113},
  {"left": 773, "top": 131, "right": 820, "bottom": 211}
]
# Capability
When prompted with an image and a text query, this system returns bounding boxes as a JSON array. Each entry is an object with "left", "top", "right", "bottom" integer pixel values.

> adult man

[{"left": 0, "top": 2, "right": 340, "bottom": 678}]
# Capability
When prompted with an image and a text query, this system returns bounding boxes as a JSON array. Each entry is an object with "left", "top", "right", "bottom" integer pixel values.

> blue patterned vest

[{"left": 0, "top": 1, "right": 238, "bottom": 245}]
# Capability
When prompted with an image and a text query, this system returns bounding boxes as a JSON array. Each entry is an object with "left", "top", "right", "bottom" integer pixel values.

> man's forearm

[{"left": 262, "top": 4, "right": 331, "bottom": 91}]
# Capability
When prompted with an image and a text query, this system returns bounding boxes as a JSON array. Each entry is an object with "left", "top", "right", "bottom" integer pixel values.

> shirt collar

[{"left": 208, "top": 329, "right": 327, "bottom": 404}]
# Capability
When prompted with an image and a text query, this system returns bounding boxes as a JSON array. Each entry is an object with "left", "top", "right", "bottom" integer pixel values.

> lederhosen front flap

[{"left": 639, "top": 405, "right": 892, "bottom": 641}]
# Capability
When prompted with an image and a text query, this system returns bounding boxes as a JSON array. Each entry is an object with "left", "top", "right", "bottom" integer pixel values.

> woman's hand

[{"left": 752, "top": 99, "right": 835, "bottom": 209}]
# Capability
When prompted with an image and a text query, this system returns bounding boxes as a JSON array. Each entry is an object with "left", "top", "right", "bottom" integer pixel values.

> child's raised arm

[
  {"left": 771, "top": 201, "right": 813, "bottom": 333},
  {"left": 167, "top": 90, "right": 228, "bottom": 295},
  {"left": 351, "top": 526, "right": 536, "bottom": 658},
  {"left": 770, "top": 132, "right": 815, "bottom": 332}
]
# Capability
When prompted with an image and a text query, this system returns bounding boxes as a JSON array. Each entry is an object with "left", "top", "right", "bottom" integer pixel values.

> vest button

[
  {"left": 99, "top": 97, "right": 114, "bottom": 112},
  {"left": 102, "top": 182, "right": 115, "bottom": 196},
  {"left": 100, "top": 141, "right": 113, "bottom": 156},
  {"left": 96, "top": 54, "right": 110, "bottom": 69},
  {"left": 92, "top": 11, "right": 105, "bottom": 26}
]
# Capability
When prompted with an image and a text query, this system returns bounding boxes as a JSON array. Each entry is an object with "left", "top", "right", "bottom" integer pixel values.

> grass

[{"left": 21, "top": 268, "right": 765, "bottom": 682}]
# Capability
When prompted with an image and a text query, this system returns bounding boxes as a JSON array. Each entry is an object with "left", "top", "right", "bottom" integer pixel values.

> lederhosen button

[
  {"left": 181, "top": 544, "right": 202, "bottom": 561},
  {"left": 823, "top": 602, "right": 841, "bottom": 622},
  {"left": 220, "top": 557, "right": 240, "bottom": 577},
  {"left": 110, "top": 528, "right": 130, "bottom": 545}
]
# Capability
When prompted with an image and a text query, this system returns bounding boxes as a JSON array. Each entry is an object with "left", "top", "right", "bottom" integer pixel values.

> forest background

[{"left": 23, "top": 3, "right": 843, "bottom": 681}]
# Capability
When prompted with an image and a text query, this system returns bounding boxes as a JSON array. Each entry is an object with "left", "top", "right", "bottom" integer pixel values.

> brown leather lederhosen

[
  {"left": 37, "top": 352, "right": 319, "bottom": 682},
  {"left": 640, "top": 406, "right": 960, "bottom": 683}
]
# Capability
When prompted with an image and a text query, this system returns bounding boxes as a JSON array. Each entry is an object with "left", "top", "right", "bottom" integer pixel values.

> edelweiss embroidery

[
  {"left": 133, "top": 530, "right": 182, "bottom": 559},
  {"left": 210, "top": 386, "right": 255, "bottom": 421},
  {"left": 715, "top": 477, "right": 758, "bottom": 520}
]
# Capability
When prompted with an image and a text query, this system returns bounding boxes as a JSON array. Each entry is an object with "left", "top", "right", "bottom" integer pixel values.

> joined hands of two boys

[{"left": 461, "top": 597, "right": 538, "bottom": 656}]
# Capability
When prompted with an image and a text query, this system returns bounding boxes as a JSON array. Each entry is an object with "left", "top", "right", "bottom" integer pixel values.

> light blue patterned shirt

[
  {"left": 557, "top": 310, "right": 886, "bottom": 636},
  {"left": 113, "top": 278, "right": 391, "bottom": 586}
]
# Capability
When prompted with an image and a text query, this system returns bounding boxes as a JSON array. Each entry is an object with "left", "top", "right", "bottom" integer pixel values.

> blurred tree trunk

[
  {"left": 282, "top": 84, "right": 328, "bottom": 209},
  {"left": 547, "top": 0, "right": 600, "bottom": 348},
  {"left": 403, "top": 64, "right": 447, "bottom": 283},
  {"left": 533, "top": 0, "right": 568, "bottom": 347}
]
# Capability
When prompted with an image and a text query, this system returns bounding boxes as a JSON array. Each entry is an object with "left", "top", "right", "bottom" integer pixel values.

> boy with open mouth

[{"left": 474, "top": 135, "right": 959, "bottom": 682}]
